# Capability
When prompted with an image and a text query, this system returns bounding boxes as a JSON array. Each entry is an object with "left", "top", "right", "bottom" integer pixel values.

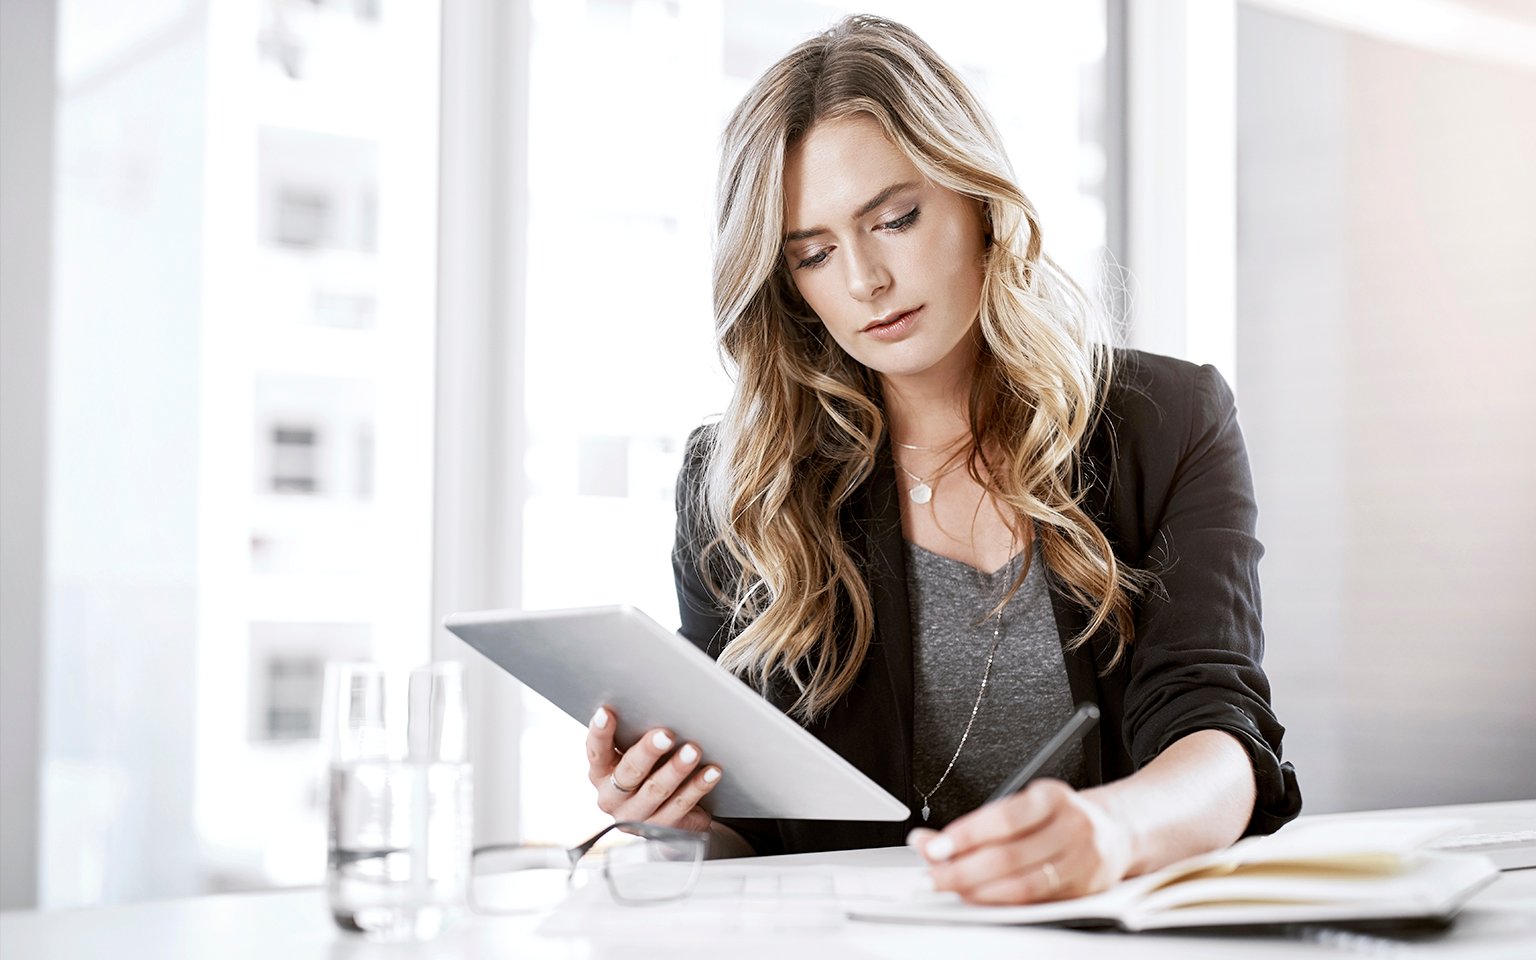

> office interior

[{"left": 1, "top": 0, "right": 1533, "bottom": 914}]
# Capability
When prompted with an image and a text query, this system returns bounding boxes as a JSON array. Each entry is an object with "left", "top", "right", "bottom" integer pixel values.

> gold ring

[
  {"left": 1040, "top": 861, "right": 1060, "bottom": 892},
  {"left": 609, "top": 773, "right": 639, "bottom": 794}
]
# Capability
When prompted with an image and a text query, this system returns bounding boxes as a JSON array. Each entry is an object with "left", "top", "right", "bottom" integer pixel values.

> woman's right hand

[{"left": 585, "top": 704, "right": 722, "bottom": 835}]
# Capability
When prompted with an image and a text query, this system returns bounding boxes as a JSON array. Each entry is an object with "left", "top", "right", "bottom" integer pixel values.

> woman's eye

[
  {"left": 881, "top": 207, "right": 920, "bottom": 231},
  {"left": 796, "top": 250, "right": 829, "bottom": 270}
]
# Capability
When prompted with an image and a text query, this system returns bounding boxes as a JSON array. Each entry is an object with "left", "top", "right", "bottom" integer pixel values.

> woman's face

[{"left": 780, "top": 114, "right": 988, "bottom": 386}]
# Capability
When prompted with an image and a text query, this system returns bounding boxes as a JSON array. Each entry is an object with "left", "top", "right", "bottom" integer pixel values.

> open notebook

[{"left": 848, "top": 818, "right": 1500, "bottom": 932}]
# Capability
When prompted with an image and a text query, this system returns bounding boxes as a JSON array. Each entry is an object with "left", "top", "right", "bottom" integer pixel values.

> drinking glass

[{"left": 325, "top": 661, "right": 473, "bottom": 942}]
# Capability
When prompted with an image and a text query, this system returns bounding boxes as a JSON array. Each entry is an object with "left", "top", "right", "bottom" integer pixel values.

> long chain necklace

[
  {"left": 913, "top": 540, "right": 1022, "bottom": 823},
  {"left": 915, "top": 606, "right": 1004, "bottom": 822}
]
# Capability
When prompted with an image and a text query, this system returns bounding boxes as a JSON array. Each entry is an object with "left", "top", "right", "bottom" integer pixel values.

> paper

[
  {"left": 847, "top": 819, "right": 1497, "bottom": 932},
  {"left": 537, "top": 863, "right": 933, "bottom": 938}
]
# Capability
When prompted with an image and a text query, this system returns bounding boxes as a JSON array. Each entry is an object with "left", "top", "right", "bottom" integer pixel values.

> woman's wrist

[
  {"left": 1081, "top": 730, "right": 1256, "bottom": 877},
  {"left": 1080, "top": 783, "right": 1149, "bottom": 877}
]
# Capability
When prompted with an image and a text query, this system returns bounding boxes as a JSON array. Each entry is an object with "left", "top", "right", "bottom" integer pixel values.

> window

[
  {"left": 41, "top": 0, "right": 440, "bottom": 904},
  {"left": 269, "top": 425, "right": 319, "bottom": 493}
]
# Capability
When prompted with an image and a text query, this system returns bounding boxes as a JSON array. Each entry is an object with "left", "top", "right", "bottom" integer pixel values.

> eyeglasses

[{"left": 469, "top": 822, "right": 708, "bottom": 914}]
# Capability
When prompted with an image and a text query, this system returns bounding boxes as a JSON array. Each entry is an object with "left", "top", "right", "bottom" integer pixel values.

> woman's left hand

[{"left": 908, "top": 779, "right": 1136, "bottom": 904}]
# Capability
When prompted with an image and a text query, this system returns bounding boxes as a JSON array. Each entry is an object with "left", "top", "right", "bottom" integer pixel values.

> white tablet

[{"left": 444, "top": 605, "right": 909, "bottom": 821}]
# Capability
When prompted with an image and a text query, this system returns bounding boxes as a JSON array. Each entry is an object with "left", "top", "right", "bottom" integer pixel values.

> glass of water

[{"left": 325, "top": 661, "right": 474, "bottom": 942}]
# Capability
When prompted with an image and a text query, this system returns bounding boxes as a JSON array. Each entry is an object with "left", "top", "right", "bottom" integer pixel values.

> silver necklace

[
  {"left": 913, "top": 546, "right": 1021, "bottom": 822},
  {"left": 894, "top": 459, "right": 963, "bottom": 505},
  {"left": 915, "top": 606, "right": 1004, "bottom": 822},
  {"left": 892, "top": 431, "right": 968, "bottom": 454}
]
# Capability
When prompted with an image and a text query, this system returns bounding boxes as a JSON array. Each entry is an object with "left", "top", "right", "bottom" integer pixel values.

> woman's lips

[{"left": 862, "top": 306, "right": 922, "bottom": 341}]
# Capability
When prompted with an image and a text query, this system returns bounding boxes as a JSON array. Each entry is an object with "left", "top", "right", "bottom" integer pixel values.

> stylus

[{"left": 984, "top": 702, "right": 1100, "bottom": 804}]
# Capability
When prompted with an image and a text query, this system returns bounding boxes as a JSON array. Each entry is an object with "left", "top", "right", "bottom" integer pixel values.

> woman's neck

[
  {"left": 880, "top": 368, "right": 973, "bottom": 451},
  {"left": 878, "top": 323, "right": 985, "bottom": 449}
]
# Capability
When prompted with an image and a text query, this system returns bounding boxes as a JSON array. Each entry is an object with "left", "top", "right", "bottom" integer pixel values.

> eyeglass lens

[
  {"left": 469, "top": 829, "right": 705, "bottom": 913},
  {"left": 601, "top": 834, "right": 704, "bottom": 903}
]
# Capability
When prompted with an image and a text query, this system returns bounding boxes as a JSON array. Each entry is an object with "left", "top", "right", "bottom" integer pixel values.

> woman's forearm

[{"left": 1083, "top": 729, "right": 1257, "bottom": 876}]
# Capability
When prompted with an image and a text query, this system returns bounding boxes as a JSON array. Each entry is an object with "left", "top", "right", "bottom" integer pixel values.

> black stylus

[{"left": 983, "top": 702, "right": 1100, "bottom": 805}]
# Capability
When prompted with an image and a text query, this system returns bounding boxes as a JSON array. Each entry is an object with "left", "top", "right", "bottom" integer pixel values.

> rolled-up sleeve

[{"left": 1121, "top": 363, "right": 1302, "bottom": 836}]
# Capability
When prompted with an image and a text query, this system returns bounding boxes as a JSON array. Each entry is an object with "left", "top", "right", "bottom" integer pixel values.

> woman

[{"left": 583, "top": 14, "right": 1300, "bottom": 905}]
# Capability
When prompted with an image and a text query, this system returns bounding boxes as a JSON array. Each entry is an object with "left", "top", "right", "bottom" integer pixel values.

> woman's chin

[{"left": 859, "top": 343, "right": 976, "bottom": 385}]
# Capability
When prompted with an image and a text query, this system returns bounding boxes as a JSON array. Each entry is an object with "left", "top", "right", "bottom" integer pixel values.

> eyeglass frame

[{"left": 469, "top": 821, "right": 709, "bottom": 912}]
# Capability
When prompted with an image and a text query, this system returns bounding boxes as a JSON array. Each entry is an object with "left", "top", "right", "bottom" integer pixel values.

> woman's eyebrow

[{"left": 783, "top": 180, "right": 922, "bottom": 244}]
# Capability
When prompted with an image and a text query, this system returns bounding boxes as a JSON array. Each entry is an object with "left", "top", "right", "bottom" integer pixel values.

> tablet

[{"left": 444, "top": 605, "right": 909, "bottom": 821}]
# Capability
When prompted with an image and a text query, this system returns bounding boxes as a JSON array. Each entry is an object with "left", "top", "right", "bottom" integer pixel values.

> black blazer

[{"left": 673, "top": 349, "right": 1302, "bottom": 857}]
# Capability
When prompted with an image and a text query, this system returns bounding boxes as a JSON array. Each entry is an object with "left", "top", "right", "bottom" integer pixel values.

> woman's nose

[{"left": 844, "top": 245, "right": 890, "bottom": 302}]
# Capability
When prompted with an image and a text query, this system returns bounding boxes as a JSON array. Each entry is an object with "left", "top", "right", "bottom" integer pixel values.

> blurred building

[{"left": 42, "top": 0, "right": 438, "bottom": 901}]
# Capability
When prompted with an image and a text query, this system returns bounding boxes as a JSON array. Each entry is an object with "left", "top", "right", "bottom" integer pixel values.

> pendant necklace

[
  {"left": 915, "top": 606, "right": 1004, "bottom": 822},
  {"left": 913, "top": 544, "right": 1020, "bottom": 823},
  {"left": 895, "top": 459, "right": 963, "bottom": 505},
  {"left": 892, "top": 433, "right": 968, "bottom": 504}
]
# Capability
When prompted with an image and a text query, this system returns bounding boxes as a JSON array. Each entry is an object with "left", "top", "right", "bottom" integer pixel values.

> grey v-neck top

[{"left": 907, "top": 540, "right": 1087, "bottom": 827}]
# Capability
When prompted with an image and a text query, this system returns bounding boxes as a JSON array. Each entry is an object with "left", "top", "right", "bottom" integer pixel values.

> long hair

[{"left": 700, "top": 14, "right": 1146, "bottom": 721}]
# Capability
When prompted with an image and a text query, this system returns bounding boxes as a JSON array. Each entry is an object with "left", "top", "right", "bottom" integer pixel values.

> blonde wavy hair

[{"left": 698, "top": 14, "right": 1146, "bottom": 721}]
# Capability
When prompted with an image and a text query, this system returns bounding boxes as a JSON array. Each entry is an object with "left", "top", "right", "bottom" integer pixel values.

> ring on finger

[
  {"left": 610, "top": 772, "right": 639, "bottom": 794},
  {"left": 1039, "top": 861, "right": 1060, "bottom": 892}
]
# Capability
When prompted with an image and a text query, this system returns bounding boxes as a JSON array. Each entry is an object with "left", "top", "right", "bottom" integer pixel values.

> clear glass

[
  {"left": 325, "top": 662, "right": 473, "bottom": 942},
  {"left": 408, "top": 661, "right": 468, "bottom": 765},
  {"left": 324, "top": 662, "right": 389, "bottom": 763},
  {"left": 469, "top": 822, "right": 707, "bottom": 914}
]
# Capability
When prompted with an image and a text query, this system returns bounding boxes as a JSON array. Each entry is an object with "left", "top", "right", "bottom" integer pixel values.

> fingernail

[
  {"left": 651, "top": 731, "right": 673, "bottom": 750},
  {"left": 925, "top": 835, "right": 954, "bottom": 862},
  {"left": 679, "top": 744, "right": 698, "bottom": 764},
  {"left": 590, "top": 708, "right": 609, "bottom": 729},
  {"left": 703, "top": 768, "right": 721, "bottom": 783}
]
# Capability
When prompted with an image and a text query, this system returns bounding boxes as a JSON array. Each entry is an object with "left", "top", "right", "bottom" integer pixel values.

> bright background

[{"left": 2, "top": 0, "right": 1533, "bottom": 910}]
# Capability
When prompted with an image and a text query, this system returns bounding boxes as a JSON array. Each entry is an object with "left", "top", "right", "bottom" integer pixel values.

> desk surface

[{"left": 4, "top": 801, "right": 1533, "bottom": 960}]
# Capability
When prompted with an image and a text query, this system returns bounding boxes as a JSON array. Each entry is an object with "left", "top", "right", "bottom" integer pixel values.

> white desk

[{"left": 4, "top": 802, "right": 1533, "bottom": 960}]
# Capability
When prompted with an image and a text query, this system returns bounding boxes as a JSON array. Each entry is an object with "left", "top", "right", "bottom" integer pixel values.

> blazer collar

[{"left": 835, "top": 444, "right": 915, "bottom": 818}]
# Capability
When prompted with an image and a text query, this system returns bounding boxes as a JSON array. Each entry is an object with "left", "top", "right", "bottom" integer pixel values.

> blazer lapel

[
  {"left": 1047, "top": 410, "right": 1121, "bottom": 787},
  {"left": 1046, "top": 578, "right": 1105, "bottom": 785},
  {"left": 850, "top": 444, "right": 915, "bottom": 814}
]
